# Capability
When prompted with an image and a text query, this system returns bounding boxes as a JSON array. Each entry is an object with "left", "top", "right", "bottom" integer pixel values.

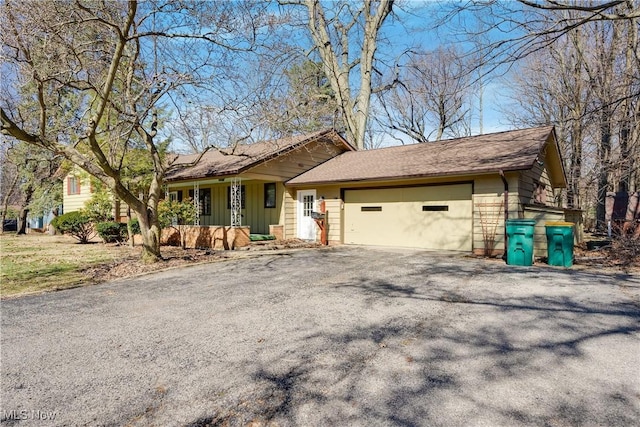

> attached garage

[
  {"left": 286, "top": 126, "right": 570, "bottom": 256},
  {"left": 343, "top": 184, "right": 473, "bottom": 251}
]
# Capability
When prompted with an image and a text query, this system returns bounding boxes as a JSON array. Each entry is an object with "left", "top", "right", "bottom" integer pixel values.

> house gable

[
  {"left": 283, "top": 126, "right": 570, "bottom": 256},
  {"left": 165, "top": 129, "right": 353, "bottom": 184},
  {"left": 162, "top": 129, "right": 353, "bottom": 235}
]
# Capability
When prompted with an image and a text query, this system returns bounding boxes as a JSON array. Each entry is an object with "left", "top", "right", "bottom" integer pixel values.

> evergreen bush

[
  {"left": 50, "top": 211, "right": 95, "bottom": 243},
  {"left": 96, "top": 221, "right": 128, "bottom": 243}
]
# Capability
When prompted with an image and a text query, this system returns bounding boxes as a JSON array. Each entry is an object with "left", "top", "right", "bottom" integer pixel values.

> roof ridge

[{"left": 356, "top": 125, "right": 555, "bottom": 154}]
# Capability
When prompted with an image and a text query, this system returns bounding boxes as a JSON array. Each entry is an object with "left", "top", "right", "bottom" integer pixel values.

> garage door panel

[{"left": 344, "top": 184, "right": 472, "bottom": 251}]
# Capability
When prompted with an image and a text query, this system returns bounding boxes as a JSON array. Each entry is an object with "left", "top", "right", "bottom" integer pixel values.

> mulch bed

[{"left": 82, "top": 239, "right": 322, "bottom": 283}]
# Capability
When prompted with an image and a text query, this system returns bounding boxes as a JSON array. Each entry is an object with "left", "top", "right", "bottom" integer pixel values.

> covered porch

[{"left": 165, "top": 176, "right": 285, "bottom": 237}]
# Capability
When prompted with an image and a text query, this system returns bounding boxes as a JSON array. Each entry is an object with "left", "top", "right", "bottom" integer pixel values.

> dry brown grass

[
  {"left": 1, "top": 233, "right": 322, "bottom": 299},
  {"left": 0, "top": 233, "right": 221, "bottom": 298}
]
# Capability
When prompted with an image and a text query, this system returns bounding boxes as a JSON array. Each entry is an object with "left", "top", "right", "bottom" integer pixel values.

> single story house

[{"left": 63, "top": 126, "right": 574, "bottom": 256}]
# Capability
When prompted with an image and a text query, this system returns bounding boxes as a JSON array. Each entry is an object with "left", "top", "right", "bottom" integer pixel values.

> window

[
  {"left": 264, "top": 183, "right": 276, "bottom": 208},
  {"left": 188, "top": 189, "right": 211, "bottom": 215},
  {"left": 303, "top": 194, "right": 314, "bottom": 217},
  {"left": 167, "top": 190, "right": 183, "bottom": 203},
  {"left": 67, "top": 177, "right": 81, "bottom": 195},
  {"left": 361, "top": 206, "right": 382, "bottom": 212},
  {"left": 227, "top": 185, "right": 246, "bottom": 209},
  {"left": 422, "top": 205, "right": 449, "bottom": 211}
]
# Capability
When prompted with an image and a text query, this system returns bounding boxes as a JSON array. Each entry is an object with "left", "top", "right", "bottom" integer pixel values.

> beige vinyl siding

[
  {"left": 290, "top": 173, "right": 565, "bottom": 255},
  {"left": 523, "top": 206, "right": 565, "bottom": 257},
  {"left": 472, "top": 174, "right": 519, "bottom": 256},
  {"left": 519, "top": 161, "right": 556, "bottom": 207},
  {"left": 63, "top": 172, "right": 131, "bottom": 221},
  {"left": 315, "top": 186, "right": 342, "bottom": 243},
  {"left": 286, "top": 186, "right": 341, "bottom": 242},
  {"left": 284, "top": 188, "right": 296, "bottom": 239},
  {"left": 248, "top": 141, "right": 344, "bottom": 181},
  {"left": 62, "top": 174, "right": 92, "bottom": 214}
]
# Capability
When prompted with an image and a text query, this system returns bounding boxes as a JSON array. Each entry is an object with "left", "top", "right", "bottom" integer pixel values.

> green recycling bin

[
  {"left": 506, "top": 219, "right": 536, "bottom": 266},
  {"left": 545, "top": 222, "right": 574, "bottom": 267}
]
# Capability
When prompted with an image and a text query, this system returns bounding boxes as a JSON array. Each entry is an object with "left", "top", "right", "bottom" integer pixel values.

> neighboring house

[
  {"left": 62, "top": 169, "right": 127, "bottom": 220},
  {"left": 63, "top": 172, "right": 92, "bottom": 214}
]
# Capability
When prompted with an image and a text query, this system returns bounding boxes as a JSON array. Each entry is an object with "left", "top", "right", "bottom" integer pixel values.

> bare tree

[
  {"left": 503, "top": 2, "right": 640, "bottom": 229},
  {"left": 280, "top": 0, "right": 395, "bottom": 150},
  {"left": 0, "top": 140, "right": 62, "bottom": 234},
  {"left": 0, "top": 141, "right": 20, "bottom": 232},
  {"left": 377, "top": 46, "right": 473, "bottom": 143},
  {"left": 1, "top": 0, "right": 265, "bottom": 261},
  {"left": 504, "top": 21, "right": 591, "bottom": 209}
]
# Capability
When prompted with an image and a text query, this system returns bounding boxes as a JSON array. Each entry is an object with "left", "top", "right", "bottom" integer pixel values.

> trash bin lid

[
  {"left": 545, "top": 221, "right": 574, "bottom": 227},
  {"left": 506, "top": 219, "right": 536, "bottom": 225}
]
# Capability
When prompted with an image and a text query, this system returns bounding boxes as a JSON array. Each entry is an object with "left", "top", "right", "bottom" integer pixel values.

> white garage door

[{"left": 344, "top": 184, "right": 473, "bottom": 251}]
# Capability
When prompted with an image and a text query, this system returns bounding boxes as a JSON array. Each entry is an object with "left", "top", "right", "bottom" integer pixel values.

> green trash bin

[
  {"left": 506, "top": 219, "right": 536, "bottom": 266},
  {"left": 545, "top": 222, "right": 574, "bottom": 267}
]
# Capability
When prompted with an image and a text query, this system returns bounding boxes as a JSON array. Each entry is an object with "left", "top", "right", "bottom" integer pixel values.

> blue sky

[{"left": 368, "top": 1, "right": 523, "bottom": 141}]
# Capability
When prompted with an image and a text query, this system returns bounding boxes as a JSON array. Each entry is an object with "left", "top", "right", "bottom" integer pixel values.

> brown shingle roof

[
  {"left": 286, "top": 126, "right": 556, "bottom": 186},
  {"left": 165, "top": 129, "right": 351, "bottom": 182}
]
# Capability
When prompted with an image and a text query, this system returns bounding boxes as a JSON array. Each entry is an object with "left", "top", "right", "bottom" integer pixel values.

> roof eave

[{"left": 285, "top": 166, "right": 533, "bottom": 187}]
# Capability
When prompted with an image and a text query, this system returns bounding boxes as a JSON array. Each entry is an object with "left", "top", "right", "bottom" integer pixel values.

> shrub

[
  {"left": 158, "top": 199, "right": 197, "bottom": 249},
  {"left": 96, "top": 221, "right": 128, "bottom": 243},
  {"left": 83, "top": 190, "right": 113, "bottom": 222},
  {"left": 50, "top": 211, "right": 95, "bottom": 243},
  {"left": 128, "top": 218, "right": 140, "bottom": 235}
]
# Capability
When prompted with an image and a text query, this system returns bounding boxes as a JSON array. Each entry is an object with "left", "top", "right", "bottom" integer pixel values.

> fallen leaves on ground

[{"left": 82, "top": 239, "right": 321, "bottom": 283}]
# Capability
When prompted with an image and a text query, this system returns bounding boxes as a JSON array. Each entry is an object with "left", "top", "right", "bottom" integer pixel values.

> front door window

[{"left": 297, "top": 190, "right": 316, "bottom": 240}]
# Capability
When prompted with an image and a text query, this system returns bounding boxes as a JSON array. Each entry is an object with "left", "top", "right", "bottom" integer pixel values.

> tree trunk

[
  {"left": 567, "top": 120, "right": 583, "bottom": 208},
  {"left": 1, "top": 170, "right": 20, "bottom": 234},
  {"left": 17, "top": 208, "right": 29, "bottom": 234},
  {"left": 303, "top": 0, "right": 393, "bottom": 150},
  {"left": 126, "top": 206, "right": 134, "bottom": 248},
  {"left": 113, "top": 184, "right": 162, "bottom": 262},
  {"left": 136, "top": 208, "right": 162, "bottom": 263},
  {"left": 596, "top": 110, "right": 612, "bottom": 230},
  {"left": 16, "top": 185, "right": 34, "bottom": 235},
  {"left": 48, "top": 207, "right": 59, "bottom": 235}
]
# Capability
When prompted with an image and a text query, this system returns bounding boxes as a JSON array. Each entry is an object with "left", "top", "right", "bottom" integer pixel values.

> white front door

[{"left": 297, "top": 189, "right": 316, "bottom": 240}]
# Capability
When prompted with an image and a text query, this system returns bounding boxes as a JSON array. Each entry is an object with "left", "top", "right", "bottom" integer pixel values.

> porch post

[
  {"left": 230, "top": 177, "right": 242, "bottom": 227},
  {"left": 193, "top": 182, "right": 200, "bottom": 226}
]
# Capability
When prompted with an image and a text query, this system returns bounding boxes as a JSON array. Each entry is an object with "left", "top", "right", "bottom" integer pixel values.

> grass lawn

[{"left": 0, "top": 233, "right": 139, "bottom": 298}]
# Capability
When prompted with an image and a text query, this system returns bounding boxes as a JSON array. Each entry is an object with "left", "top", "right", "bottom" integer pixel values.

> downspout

[{"left": 499, "top": 170, "right": 509, "bottom": 260}]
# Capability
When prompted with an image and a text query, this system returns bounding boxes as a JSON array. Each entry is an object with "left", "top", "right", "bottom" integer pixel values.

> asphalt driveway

[{"left": 1, "top": 246, "right": 639, "bottom": 426}]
